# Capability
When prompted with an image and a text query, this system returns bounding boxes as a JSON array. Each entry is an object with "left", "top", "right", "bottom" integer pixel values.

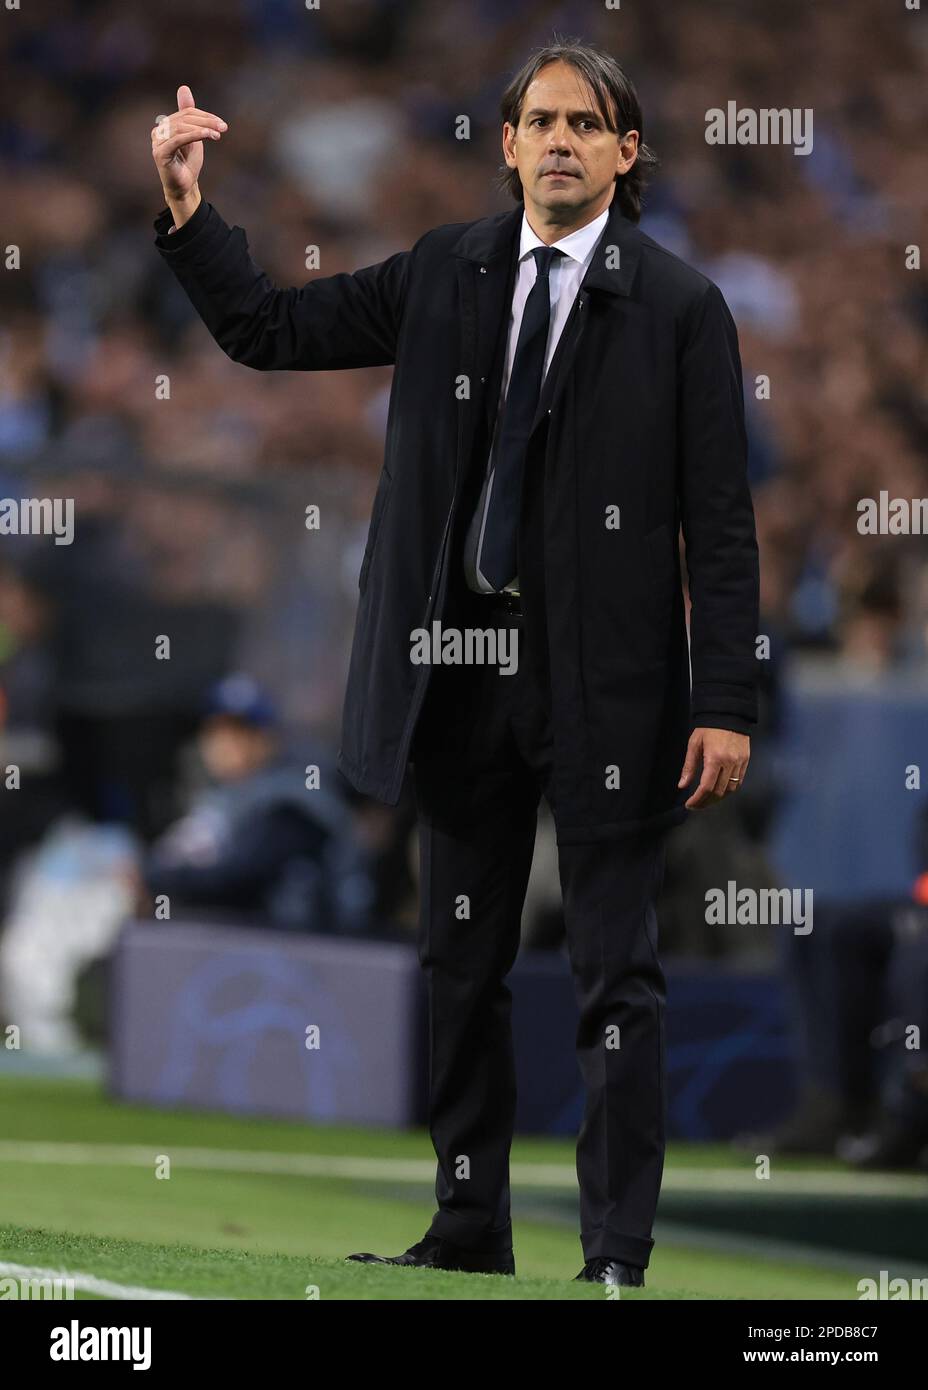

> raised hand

[{"left": 151, "top": 84, "right": 227, "bottom": 209}]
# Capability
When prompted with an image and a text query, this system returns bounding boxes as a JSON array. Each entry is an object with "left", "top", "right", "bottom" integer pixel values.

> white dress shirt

[{"left": 464, "top": 206, "right": 610, "bottom": 594}]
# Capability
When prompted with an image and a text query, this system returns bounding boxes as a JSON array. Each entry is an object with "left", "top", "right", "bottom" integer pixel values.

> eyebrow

[{"left": 522, "top": 107, "right": 604, "bottom": 123}]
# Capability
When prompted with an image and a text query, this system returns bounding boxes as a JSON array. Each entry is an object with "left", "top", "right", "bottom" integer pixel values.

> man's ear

[
  {"left": 502, "top": 121, "right": 518, "bottom": 169},
  {"left": 617, "top": 129, "right": 640, "bottom": 176}
]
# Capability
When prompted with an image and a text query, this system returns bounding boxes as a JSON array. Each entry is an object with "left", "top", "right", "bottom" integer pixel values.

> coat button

[{"left": 479, "top": 267, "right": 487, "bottom": 274}]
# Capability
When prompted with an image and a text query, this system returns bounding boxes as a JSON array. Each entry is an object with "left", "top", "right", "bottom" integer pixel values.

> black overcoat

[{"left": 154, "top": 192, "right": 759, "bottom": 844}]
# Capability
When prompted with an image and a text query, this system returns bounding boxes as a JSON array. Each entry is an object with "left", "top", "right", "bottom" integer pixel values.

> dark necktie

[{"left": 479, "top": 244, "right": 563, "bottom": 592}]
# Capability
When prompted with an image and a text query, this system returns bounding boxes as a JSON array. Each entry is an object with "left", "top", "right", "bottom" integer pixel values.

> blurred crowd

[{"left": 1, "top": 0, "right": 927, "bottom": 1153}]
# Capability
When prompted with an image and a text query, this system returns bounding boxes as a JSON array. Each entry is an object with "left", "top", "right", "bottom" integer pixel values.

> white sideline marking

[
  {"left": 0, "top": 1140, "right": 925, "bottom": 1197},
  {"left": 0, "top": 1259, "right": 204, "bottom": 1301}
]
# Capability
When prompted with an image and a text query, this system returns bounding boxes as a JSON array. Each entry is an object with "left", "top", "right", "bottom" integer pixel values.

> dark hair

[{"left": 497, "top": 36, "right": 657, "bottom": 224}]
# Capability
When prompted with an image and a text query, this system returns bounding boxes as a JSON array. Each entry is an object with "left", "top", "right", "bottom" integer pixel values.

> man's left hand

[{"left": 678, "top": 728, "right": 750, "bottom": 809}]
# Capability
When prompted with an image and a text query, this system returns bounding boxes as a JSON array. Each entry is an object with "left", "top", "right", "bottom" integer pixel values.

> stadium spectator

[
  {"left": 737, "top": 800, "right": 928, "bottom": 1169},
  {"left": 142, "top": 674, "right": 373, "bottom": 935}
]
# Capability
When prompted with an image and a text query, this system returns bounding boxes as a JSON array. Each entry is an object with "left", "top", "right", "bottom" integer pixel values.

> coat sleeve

[
  {"left": 676, "top": 280, "right": 760, "bottom": 734},
  {"left": 153, "top": 201, "right": 410, "bottom": 370}
]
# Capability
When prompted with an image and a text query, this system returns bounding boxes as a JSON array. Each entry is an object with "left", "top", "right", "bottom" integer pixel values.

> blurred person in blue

[
  {"left": 739, "top": 798, "right": 928, "bottom": 1171},
  {"left": 142, "top": 674, "right": 371, "bottom": 936}
]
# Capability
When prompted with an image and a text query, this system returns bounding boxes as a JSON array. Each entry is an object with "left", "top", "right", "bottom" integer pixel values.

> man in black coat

[{"left": 151, "top": 39, "right": 759, "bottom": 1286}]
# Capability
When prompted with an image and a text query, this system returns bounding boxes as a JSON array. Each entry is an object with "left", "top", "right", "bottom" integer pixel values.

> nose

[{"left": 547, "top": 119, "right": 574, "bottom": 157}]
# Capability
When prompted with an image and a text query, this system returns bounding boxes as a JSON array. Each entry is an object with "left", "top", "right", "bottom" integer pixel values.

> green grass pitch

[{"left": 0, "top": 1076, "right": 880, "bottom": 1300}]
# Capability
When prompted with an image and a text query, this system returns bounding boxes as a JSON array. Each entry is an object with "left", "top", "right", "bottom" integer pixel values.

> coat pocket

[{"left": 359, "top": 467, "right": 394, "bottom": 595}]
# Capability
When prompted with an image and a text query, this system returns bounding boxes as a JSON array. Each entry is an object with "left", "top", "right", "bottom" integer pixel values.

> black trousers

[{"left": 410, "top": 585, "right": 668, "bottom": 1267}]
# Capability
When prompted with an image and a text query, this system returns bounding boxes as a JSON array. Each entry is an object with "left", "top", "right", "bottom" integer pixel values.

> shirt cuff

[
  {"left": 153, "top": 198, "right": 212, "bottom": 249},
  {"left": 691, "top": 713, "right": 756, "bottom": 736}
]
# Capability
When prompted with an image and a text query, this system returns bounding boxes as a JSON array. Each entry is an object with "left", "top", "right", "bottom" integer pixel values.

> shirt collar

[{"left": 518, "top": 205, "right": 610, "bottom": 267}]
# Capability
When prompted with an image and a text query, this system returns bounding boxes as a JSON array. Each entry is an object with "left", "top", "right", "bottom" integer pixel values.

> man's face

[
  {"left": 198, "top": 716, "right": 274, "bottom": 782},
  {"left": 502, "top": 60, "right": 639, "bottom": 227}
]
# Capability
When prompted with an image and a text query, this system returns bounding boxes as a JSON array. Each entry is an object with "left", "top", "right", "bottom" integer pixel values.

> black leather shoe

[
  {"left": 575, "top": 1257, "right": 645, "bottom": 1286},
  {"left": 346, "top": 1234, "right": 515, "bottom": 1276}
]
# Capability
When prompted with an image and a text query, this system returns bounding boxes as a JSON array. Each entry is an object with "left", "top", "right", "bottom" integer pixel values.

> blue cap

[{"left": 204, "top": 674, "right": 278, "bottom": 728}]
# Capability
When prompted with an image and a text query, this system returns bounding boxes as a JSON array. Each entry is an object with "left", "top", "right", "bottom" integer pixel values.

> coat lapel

[
  {"left": 530, "top": 198, "right": 642, "bottom": 436},
  {"left": 452, "top": 209, "right": 521, "bottom": 442},
  {"left": 452, "top": 195, "right": 644, "bottom": 448}
]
